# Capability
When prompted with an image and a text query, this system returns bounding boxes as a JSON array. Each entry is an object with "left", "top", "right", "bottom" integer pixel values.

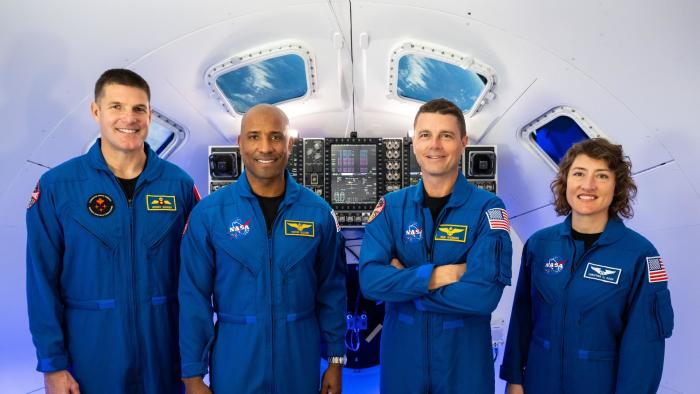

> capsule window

[
  {"left": 206, "top": 43, "right": 317, "bottom": 116},
  {"left": 397, "top": 54, "right": 486, "bottom": 112},
  {"left": 520, "top": 106, "right": 604, "bottom": 169},
  {"left": 388, "top": 42, "right": 496, "bottom": 117},
  {"left": 85, "top": 109, "right": 187, "bottom": 159}
]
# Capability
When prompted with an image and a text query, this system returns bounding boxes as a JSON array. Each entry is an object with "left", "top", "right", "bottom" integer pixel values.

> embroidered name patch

[
  {"left": 147, "top": 195, "right": 177, "bottom": 211},
  {"left": 543, "top": 256, "right": 567, "bottom": 275},
  {"left": 87, "top": 194, "right": 114, "bottom": 217},
  {"left": 583, "top": 263, "right": 621, "bottom": 285},
  {"left": 285, "top": 220, "right": 315, "bottom": 237},
  {"left": 228, "top": 218, "right": 251, "bottom": 239},
  {"left": 434, "top": 224, "right": 468, "bottom": 242},
  {"left": 403, "top": 222, "right": 423, "bottom": 243}
]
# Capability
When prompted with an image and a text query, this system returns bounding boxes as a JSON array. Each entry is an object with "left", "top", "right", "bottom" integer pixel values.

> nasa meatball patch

[
  {"left": 27, "top": 181, "right": 40, "bottom": 209},
  {"left": 87, "top": 194, "right": 115, "bottom": 217},
  {"left": 543, "top": 256, "right": 567, "bottom": 275}
]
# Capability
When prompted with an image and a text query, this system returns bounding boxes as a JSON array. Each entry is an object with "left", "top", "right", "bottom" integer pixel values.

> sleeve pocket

[
  {"left": 653, "top": 289, "right": 674, "bottom": 339},
  {"left": 496, "top": 237, "right": 513, "bottom": 285}
]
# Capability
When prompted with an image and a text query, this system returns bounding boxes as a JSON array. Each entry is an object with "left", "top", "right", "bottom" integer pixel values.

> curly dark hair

[
  {"left": 413, "top": 98, "right": 466, "bottom": 138},
  {"left": 551, "top": 138, "right": 637, "bottom": 219},
  {"left": 94, "top": 68, "right": 150, "bottom": 102}
]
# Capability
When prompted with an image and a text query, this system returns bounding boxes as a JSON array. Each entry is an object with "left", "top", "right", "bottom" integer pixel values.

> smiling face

[
  {"left": 412, "top": 112, "right": 468, "bottom": 181},
  {"left": 238, "top": 105, "right": 292, "bottom": 196},
  {"left": 565, "top": 154, "right": 616, "bottom": 227},
  {"left": 91, "top": 83, "right": 150, "bottom": 156}
]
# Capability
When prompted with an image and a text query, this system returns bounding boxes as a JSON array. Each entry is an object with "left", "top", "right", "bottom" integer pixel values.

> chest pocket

[
  {"left": 212, "top": 233, "right": 262, "bottom": 314},
  {"left": 144, "top": 212, "right": 183, "bottom": 296},
  {"left": 63, "top": 207, "right": 120, "bottom": 299},
  {"left": 213, "top": 233, "right": 262, "bottom": 276}
]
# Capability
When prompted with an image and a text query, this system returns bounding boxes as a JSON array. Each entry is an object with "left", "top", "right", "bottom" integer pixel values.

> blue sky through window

[
  {"left": 533, "top": 116, "right": 590, "bottom": 165},
  {"left": 397, "top": 54, "right": 486, "bottom": 112},
  {"left": 216, "top": 54, "right": 308, "bottom": 113}
]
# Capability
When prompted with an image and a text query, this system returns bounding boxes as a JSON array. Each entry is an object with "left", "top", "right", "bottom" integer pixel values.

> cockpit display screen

[{"left": 330, "top": 144, "right": 378, "bottom": 204}]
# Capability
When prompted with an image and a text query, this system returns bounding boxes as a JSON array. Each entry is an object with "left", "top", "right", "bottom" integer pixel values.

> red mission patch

[
  {"left": 27, "top": 181, "right": 40, "bottom": 209},
  {"left": 367, "top": 197, "right": 386, "bottom": 224}
]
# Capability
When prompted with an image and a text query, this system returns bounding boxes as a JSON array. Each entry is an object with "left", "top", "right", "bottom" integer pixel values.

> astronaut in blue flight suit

[
  {"left": 26, "top": 69, "right": 199, "bottom": 394},
  {"left": 179, "top": 104, "right": 347, "bottom": 394},
  {"left": 500, "top": 138, "right": 674, "bottom": 394},
  {"left": 359, "top": 98, "right": 513, "bottom": 394}
]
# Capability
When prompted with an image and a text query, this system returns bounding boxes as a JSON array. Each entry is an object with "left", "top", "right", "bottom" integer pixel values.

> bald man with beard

[{"left": 179, "top": 104, "right": 347, "bottom": 394}]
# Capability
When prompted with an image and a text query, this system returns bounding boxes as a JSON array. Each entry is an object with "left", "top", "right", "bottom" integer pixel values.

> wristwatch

[{"left": 328, "top": 355, "right": 347, "bottom": 366}]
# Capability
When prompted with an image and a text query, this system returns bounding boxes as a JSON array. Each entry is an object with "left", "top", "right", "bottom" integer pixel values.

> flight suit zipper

[
  {"left": 115, "top": 173, "right": 146, "bottom": 393},
  {"left": 560, "top": 238, "right": 597, "bottom": 392},
  {"left": 423, "top": 204, "right": 450, "bottom": 391},
  {"left": 261, "top": 200, "right": 283, "bottom": 393}
]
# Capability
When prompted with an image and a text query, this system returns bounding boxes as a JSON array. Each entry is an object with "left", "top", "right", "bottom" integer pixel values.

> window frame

[
  {"left": 387, "top": 41, "right": 497, "bottom": 118},
  {"left": 84, "top": 108, "right": 187, "bottom": 159},
  {"left": 204, "top": 41, "right": 317, "bottom": 116},
  {"left": 519, "top": 106, "right": 607, "bottom": 171}
]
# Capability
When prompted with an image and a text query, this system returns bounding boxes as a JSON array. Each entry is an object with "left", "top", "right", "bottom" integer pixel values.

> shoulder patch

[
  {"left": 182, "top": 215, "right": 191, "bottom": 238},
  {"left": 330, "top": 210, "right": 341, "bottom": 232},
  {"left": 27, "top": 181, "right": 40, "bottom": 209},
  {"left": 486, "top": 208, "right": 510, "bottom": 231},
  {"left": 647, "top": 256, "right": 668, "bottom": 283},
  {"left": 193, "top": 185, "right": 201, "bottom": 202},
  {"left": 367, "top": 197, "right": 385, "bottom": 224}
]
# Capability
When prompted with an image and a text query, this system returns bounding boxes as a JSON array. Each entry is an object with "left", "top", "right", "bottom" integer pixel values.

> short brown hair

[
  {"left": 551, "top": 138, "right": 637, "bottom": 219},
  {"left": 413, "top": 98, "right": 466, "bottom": 138},
  {"left": 94, "top": 68, "right": 150, "bottom": 102}
]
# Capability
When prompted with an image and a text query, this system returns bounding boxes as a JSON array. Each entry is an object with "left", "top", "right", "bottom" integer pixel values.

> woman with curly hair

[{"left": 500, "top": 138, "right": 674, "bottom": 394}]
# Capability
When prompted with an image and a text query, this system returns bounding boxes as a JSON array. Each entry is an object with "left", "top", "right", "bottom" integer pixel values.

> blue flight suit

[
  {"left": 359, "top": 174, "right": 513, "bottom": 394},
  {"left": 500, "top": 215, "right": 674, "bottom": 394},
  {"left": 179, "top": 170, "right": 347, "bottom": 393},
  {"left": 26, "top": 140, "right": 198, "bottom": 393}
]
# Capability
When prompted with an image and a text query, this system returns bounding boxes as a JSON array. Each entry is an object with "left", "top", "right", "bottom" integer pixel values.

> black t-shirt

[
  {"left": 117, "top": 176, "right": 139, "bottom": 205},
  {"left": 255, "top": 192, "right": 285, "bottom": 235},
  {"left": 571, "top": 228, "right": 602, "bottom": 251},
  {"left": 423, "top": 189, "right": 451, "bottom": 224}
]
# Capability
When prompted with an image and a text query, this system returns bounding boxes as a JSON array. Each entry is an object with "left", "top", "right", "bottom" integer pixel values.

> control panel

[{"left": 207, "top": 139, "right": 498, "bottom": 225}]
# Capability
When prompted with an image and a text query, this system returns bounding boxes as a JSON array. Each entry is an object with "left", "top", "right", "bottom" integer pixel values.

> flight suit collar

[
  {"left": 411, "top": 172, "right": 474, "bottom": 208},
  {"left": 559, "top": 214, "right": 627, "bottom": 246},
  {"left": 86, "top": 138, "right": 163, "bottom": 182},
  {"left": 234, "top": 169, "right": 301, "bottom": 208}
]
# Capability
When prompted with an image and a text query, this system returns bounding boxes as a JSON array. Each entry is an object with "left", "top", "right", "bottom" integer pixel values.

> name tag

[
  {"left": 284, "top": 220, "right": 315, "bottom": 237},
  {"left": 434, "top": 224, "right": 467, "bottom": 242},
  {"left": 583, "top": 263, "right": 621, "bottom": 285}
]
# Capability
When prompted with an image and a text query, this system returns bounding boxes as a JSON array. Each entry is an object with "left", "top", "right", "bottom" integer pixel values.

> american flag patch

[
  {"left": 486, "top": 208, "right": 510, "bottom": 231},
  {"left": 646, "top": 256, "right": 668, "bottom": 283}
]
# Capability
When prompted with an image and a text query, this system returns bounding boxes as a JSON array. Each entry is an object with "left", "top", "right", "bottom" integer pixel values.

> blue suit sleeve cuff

[
  {"left": 499, "top": 364, "right": 524, "bottom": 384},
  {"left": 37, "top": 354, "right": 70, "bottom": 372},
  {"left": 416, "top": 263, "right": 434, "bottom": 280},
  {"left": 326, "top": 342, "right": 346, "bottom": 357},
  {"left": 181, "top": 361, "right": 208, "bottom": 378}
]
